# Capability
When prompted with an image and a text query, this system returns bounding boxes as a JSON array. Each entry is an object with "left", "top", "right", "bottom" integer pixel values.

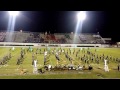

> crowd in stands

[
  {"left": 0, "top": 32, "right": 6, "bottom": 42},
  {"left": 0, "top": 31, "right": 107, "bottom": 44},
  {"left": 65, "top": 34, "right": 71, "bottom": 40}
]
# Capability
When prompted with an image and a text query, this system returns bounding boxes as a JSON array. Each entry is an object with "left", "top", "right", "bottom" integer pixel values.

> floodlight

[
  {"left": 8, "top": 11, "right": 19, "bottom": 16},
  {"left": 77, "top": 11, "right": 86, "bottom": 21}
]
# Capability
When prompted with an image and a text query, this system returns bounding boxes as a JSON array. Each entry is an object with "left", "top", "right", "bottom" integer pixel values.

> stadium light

[
  {"left": 77, "top": 11, "right": 86, "bottom": 21},
  {"left": 75, "top": 11, "right": 86, "bottom": 33},
  {"left": 73, "top": 11, "right": 86, "bottom": 43},
  {"left": 8, "top": 11, "right": 19, "bottom": 16},
  {"left": 6, "top": 11, "right": 20, "bottom": 42}
]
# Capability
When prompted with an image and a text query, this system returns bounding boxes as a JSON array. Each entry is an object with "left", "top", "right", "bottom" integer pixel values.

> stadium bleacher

[
  {"left": 0, "top": 31, "right": 106, "bottom": 44},
  {"left": 0, "top": 32, "right": 6, "bottom": 42}
]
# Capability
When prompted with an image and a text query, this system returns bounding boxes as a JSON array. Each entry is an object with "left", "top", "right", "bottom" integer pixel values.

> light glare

[
  {"left": 8, "top": 11, "right": 19, "bottom": 16},
  {"left": 77, "top": 11, "right": 86, "bottom": 21}
]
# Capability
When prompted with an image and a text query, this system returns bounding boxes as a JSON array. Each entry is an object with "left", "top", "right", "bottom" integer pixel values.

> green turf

[{"left": 0, "top": 47, "right": 120, "bottom": 79}]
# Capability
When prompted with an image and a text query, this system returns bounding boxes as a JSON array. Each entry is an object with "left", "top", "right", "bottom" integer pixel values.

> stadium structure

[
  {"left": 0, "top": 30, "right": 120, "bottom": 79},
  {"left": 0, "top": 11, "right": 119, "bottom": 79},
  {"left": 0, "top": 30, "right": 112, "bottom": 47}
]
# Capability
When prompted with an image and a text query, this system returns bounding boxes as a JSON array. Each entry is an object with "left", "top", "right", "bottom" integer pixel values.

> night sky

[{"left": 0, "top": 11, "right": 119, "bottom": 42}]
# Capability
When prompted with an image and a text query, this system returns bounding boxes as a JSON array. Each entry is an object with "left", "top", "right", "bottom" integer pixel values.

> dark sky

[{"left": 0, "top": 11, "right": 119, "bottom": 42}]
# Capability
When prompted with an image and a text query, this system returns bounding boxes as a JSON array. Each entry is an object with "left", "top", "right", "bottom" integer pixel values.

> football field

[{"left": 0, "top": 47, "right": 120, "bottom": 79}]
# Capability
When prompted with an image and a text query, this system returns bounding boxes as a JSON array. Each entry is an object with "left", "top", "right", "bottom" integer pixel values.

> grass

[{"left": 0, "top": 47, "right": 120, "bottom": 79}]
